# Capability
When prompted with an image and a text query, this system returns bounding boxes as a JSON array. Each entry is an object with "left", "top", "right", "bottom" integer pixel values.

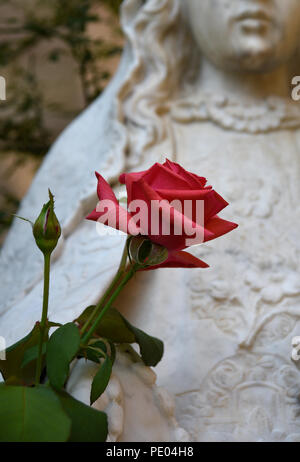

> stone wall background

[{"left": 0, "top": 0, "right": 123, "bottom": 244}]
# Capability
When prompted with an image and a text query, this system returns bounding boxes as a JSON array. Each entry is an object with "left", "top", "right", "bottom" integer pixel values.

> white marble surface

[
  {"left": 1, "top": 0, "right": 300, "bottom": 442},
  {"left": 67, "top": 349, "right": 190, "bottom": 442}
]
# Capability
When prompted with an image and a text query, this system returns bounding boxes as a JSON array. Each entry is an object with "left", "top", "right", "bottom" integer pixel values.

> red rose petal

[
  {"left": 143, "top": 249, "right": 209, "bottom": 270},
  {"left": 156, "top": 188, "right": 229, "bottom": 224},
  {"left": 204, "top": 215, "right": 238, "bottom": 241},
  {"left": 163, "top": 159, "right": 207, "bottom": 188},
  {"left": 130, "top": 178, "right": 214, "bottom": 250},
  {"left": 86, "top": 172, "right": 139, "bottom": 235}
]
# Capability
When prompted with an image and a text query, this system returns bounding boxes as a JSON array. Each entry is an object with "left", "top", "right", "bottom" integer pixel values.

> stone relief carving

[
  {"left": 176, "top": 353, "right": 300, "bottom": 442},
  {"left": 171, "top": 94, "right": 300, "bottom": 133}
]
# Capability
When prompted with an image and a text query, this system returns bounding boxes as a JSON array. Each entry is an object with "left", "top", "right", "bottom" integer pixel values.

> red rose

[{"left": 87, "top": 159, "right": 238, "bottom": 269}]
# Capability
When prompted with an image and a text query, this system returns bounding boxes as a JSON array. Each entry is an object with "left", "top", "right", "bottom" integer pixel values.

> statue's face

[{"left": 182, "top": 0, "right": 300, "bottom": 72}]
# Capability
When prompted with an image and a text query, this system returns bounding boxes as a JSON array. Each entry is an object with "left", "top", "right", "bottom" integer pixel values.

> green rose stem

[
  {"left": 79, "top": 238, "right": 130, "bottom": 337},
  {"left": 80, "top": 236, "right": 169, "bottom": 345},
  {"left": 81, "top": 264, "right": 137, "bottom": 345},
  {"left": 35, "top": 252, "right": 51, "bottom": 385},
  {"left": 31, "top": 190, "right": 61, "bottom": 385}
]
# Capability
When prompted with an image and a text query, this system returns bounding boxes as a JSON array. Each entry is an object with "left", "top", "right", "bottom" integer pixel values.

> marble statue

[{"left": 1, "top": 0, "right": 300, "bottom": 442}]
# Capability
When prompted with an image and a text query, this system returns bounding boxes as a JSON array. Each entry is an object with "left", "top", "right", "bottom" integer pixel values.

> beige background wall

[{"left": 0, "top": 1, "right": 123, "bottom": 243}]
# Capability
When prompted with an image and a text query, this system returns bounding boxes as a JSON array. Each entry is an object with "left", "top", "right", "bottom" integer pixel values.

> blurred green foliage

[
  {"left": 0, "top": 0, "right": 123, "bottom": 155},
  {"left": 0, "top": 0, "right": 123, "bottom": 241}
]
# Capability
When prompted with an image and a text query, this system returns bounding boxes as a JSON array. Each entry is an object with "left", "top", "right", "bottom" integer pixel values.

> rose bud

[
  {"left": 129, "top": 236, "right": 168, "bottom": 267},
  {"left": 33, "top": 189, "right": 61, "bottom": 255}
]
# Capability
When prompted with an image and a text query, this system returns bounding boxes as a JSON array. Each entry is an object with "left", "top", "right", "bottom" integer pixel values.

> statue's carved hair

[{"left": 116, "top": 0, "right": 199, "bottom": 166}]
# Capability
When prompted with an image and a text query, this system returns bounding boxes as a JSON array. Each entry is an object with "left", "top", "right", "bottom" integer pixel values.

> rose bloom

[{"left": 87, "top": 160, "right": 238, "bottom": 269}]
